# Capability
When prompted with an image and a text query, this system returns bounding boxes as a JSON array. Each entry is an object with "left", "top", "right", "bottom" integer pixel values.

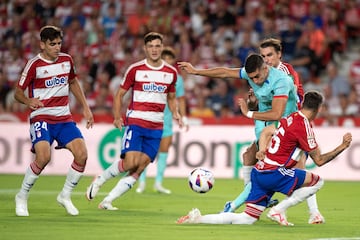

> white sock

[
  {"left": 61, "top": 167, "right": 83, "bottom": 198},
  {"left": 307, "top": 194, "right": 320, "bottom": 214},
  {"left": 200, "top": 212, "right": 257, "bottom": 224},
  {"left": 97, "top": 159, "right": 122, "bottom": 185},
  {"left": 242, "top": 165, "right": 254, "bottom": 185},
  {"left": 275, "top": 178, "right": 324, "bottom": 212},
  {"left": 103, "top": 175, "right": 137, "bottom": 203},
  {"left": 19, "top": 166, "right": 39, "bottom": 198}
]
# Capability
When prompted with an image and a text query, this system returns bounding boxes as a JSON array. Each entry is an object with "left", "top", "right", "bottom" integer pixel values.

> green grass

[{"left": 1, "top": 174, "right": 359, "bottom": 240}]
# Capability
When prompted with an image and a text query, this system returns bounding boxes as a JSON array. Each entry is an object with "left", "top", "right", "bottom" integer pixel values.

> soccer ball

[{"left": 188, "top": 168, "right": 215, "bottom": 193}]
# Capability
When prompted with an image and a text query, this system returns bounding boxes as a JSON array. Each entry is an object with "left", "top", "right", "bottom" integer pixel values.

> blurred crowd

[{"left": 0, "top": 0, "right": 360, "bottom": 123}]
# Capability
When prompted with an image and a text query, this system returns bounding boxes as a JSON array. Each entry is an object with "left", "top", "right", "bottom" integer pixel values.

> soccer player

[
  {"left": 179, "top": 53, "right": 297, "bottom": 202},
  {"left": 224, "top": 38, "right": 324, "bottom": 224},
  {"left": 14, "top": 26, "right": 94, "bottom": 216},
  {"left": 177, "top": 91, "right": 352, "bottom": 226},
  {"left": 136, "top": 46, "right": 189, "bottom": 194},
  {"left": 86, "top": 32, "right": 183, "bottom": 210}
]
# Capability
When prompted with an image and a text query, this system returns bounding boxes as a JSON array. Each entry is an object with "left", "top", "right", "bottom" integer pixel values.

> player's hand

[
  {"left": 182, "top": 116, "right": 190, "bottom": 132},
  {"left": 28, "top": 97, "right": 44, "bottom": 110},
  {"left": 238, "top": 98, "right": 250, "bottom": 117},
  {"left": 83, "top": 107, "right": 94, "bottom": 129},
  {"left": 247, "top": 88, "right": 258, "bottom": 110},
  {"left": 256, "top": 150, "right": 266, "bottom": 160},
  {"left": 247, "top": 88, "right": 257, "bottom": 103},
  {"left": 173, "top": 112, "right": 183, "bottom": 129},
  {"left": 113, "top": 118, "right": 124, "bottom": 129},
  {"left": 177, "top": 62, "right": 196, "bottom": 75},
  {"left": 342, "top": 132, "right": 352, "bottom": 148}
]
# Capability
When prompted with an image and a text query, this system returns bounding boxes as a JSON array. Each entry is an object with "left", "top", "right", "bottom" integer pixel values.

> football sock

[
  {"left": 242, "top": 165, "right": 253, "bottom": 185},
  {"left": 306, "top": 194, "right": 320, "bottom": 214},
  {"left": 103, "top": 175, "right": 137, "bottom": 202},
  {"left": 274, "top": 178, "right": 324, "bottom": 212},
  {"left": 232, "top": 182, "right": 252, "bottom": 210},
  {"left": 18, "top": 166, "right": 39, "bottom": 197},
  {"left": 200, "top": 212, "right": 258, "bottom": 224},
  {"left": 97, "top": 159, "right": 124, "bottom": 185},
  {"left": 61, "top": 167, "right": 83, "bottom": 198},
  {"left": 138, "top": 168, "right": 147, "bottom": 183},
  {"left": 155, "top": 152, "right": 168, "bottom": 184}
]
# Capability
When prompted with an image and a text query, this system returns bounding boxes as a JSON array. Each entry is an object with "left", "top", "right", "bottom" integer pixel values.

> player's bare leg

[{"left": 295, "top": 154, "right": 325, "bottom": 224}]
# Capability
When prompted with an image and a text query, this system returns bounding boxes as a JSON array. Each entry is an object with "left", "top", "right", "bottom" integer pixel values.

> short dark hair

[
  {"left": 259, "top": 38, "right": 282, "bottom": 53},
  {"left": 161, "top": 46, "right": 176, "bottom": 59},
  {"left": 302, "top": 91, "right": 324, "bottom": 111},
  {"left": 40, "top": 25, "right": 63, "bottom": 42},
  {"left": 144, "top": 32, "right": 163, "bottom": 45},
  {"left": 244, "top": 53, "right": 265, "bottom": 73}
]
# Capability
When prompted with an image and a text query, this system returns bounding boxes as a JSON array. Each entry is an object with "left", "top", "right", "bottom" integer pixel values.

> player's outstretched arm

[
  {"left": 309, "top": 133, "right": 352, "bottom": 166},
  {"left": 178, "top": 62, "right": 240, "bottom": 79}
]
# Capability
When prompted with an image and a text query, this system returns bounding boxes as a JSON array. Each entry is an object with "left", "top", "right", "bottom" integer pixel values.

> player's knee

[
  {"left": 308, "top": 174, "right": 324, "bottom": 189},
  {"left": 35, "top": 153, "right": 51, "bottom": 168},
  {"left": 243, "top": 150, "right": 256, "bottom": 166},
  {"left": 74, "top": 148, "right": 88, "bottom": 165}
]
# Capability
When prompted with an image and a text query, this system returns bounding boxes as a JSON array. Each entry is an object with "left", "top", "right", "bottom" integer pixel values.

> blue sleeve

[
  {"left": 239, "top": 68, "right": 247, "bottom": 80},
  {"left": 175, "top": 75, "right": 185, "bottom": 98}
]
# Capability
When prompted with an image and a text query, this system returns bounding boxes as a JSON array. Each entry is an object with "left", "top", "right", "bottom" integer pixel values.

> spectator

[
  {"left": 0, "top": 69, "right": 10, "bottom": 112},
  {"left": 299, "top": 2, "right": 323, "bottom": 29},
  {"left": 344, "top": 0, "right": 360, "bottom": 45},
  {"left": 323, "top": 6, "right": 347, "bottom": 63},
  {"left": 88, "top": 48, "right": 116, "bottom": 91},
  {"left": 208, "top": 78, "right": 236, "bottom": 117},
  {"left": 189, "top": 92, "right": 215, "bottom": 118},
  {"left": 100, "top": 0, "right": 122, "bottom": 19},
  {"left": 3, "top": 47, "right": 25, "bottom": 89},
  {"left": 236, "top": 31, "right": 257, "bottom": 65},
  {"left": 300, "top": 19, "right": 327, "bottom": 81},
  {"left": 349, "top": 54, "right": 360, "bottom": 114},
  {"left": 126, "top": 5, "right": 150, "bottom": 36},
  {"left": 322, "top": 62, "right": 352, "bottom": 116},
  {"left": 54, "top": 0, "right": 73, "bottom": 26},
  {"left": 189, "top": 2, "right": 208, "bottom": 38},
  {"left": 62, "top": 2, "right": 86, "bottom": 29},
  {"left": 280, "top": 17, "right": 302, "bottom": 62},
  {"left": 101, "top": 3, "right": 119, "bottom": 39}
]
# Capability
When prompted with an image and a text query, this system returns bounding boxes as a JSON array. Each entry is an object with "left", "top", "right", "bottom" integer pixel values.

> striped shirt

[
  {"left": 18, "top": 53, "right": 76, "bottom": 124},
  {"left": 121, "top": 59, "right": 177, "bottom": 129},
  {"left": 255, "top": 111, "right": 317, "bottom": 171}
]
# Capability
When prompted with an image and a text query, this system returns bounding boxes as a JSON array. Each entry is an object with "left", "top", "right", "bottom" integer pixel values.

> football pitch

[{"left": 1, "top": 174, "right": 359, "bottom": 240}]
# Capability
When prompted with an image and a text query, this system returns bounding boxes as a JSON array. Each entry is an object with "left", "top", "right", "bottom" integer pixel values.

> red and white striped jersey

[
  {"left": 121, "top": 59, "right": 177, "bottom": 129},
  {"left": 18, "top": 53, "right": 76, "bottom": 124},
  {"left": 255, "top": 111, "right": 318, "bottom": 171},
  {"left": 278, "top": 61, "right": 304, "bottom": 105}
]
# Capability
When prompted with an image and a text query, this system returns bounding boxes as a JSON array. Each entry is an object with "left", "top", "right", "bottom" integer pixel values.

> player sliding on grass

[
  {"left": 177, "top": 91, "right": 352, "bottom": 226},
  {"left": 223, "top": 38, "right": 324, "bottom": 225}
]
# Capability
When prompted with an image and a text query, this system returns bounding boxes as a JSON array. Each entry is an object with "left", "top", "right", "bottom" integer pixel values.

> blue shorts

[
  {"left": 246, "top": 167, "right": 306, "bottom": 207},
  {"left": 30, "top": 121, "right": 83, "bottom": 153},
  {"left": 121, "top": 125, "right": 163, "bottom": 162}
]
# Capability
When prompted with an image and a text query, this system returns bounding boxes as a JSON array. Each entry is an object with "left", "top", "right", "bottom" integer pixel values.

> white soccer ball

[{"left": 188, "top": 168, "right": 215, "bottom": 193}]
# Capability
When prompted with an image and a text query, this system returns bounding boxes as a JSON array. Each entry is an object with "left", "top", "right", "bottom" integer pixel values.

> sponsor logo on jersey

[
  {"left": 45, "top": 76, "right": 68, "bottom": 87},
  {"left": 142, "top": 82, "right": 167, "bottom": 92}
]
